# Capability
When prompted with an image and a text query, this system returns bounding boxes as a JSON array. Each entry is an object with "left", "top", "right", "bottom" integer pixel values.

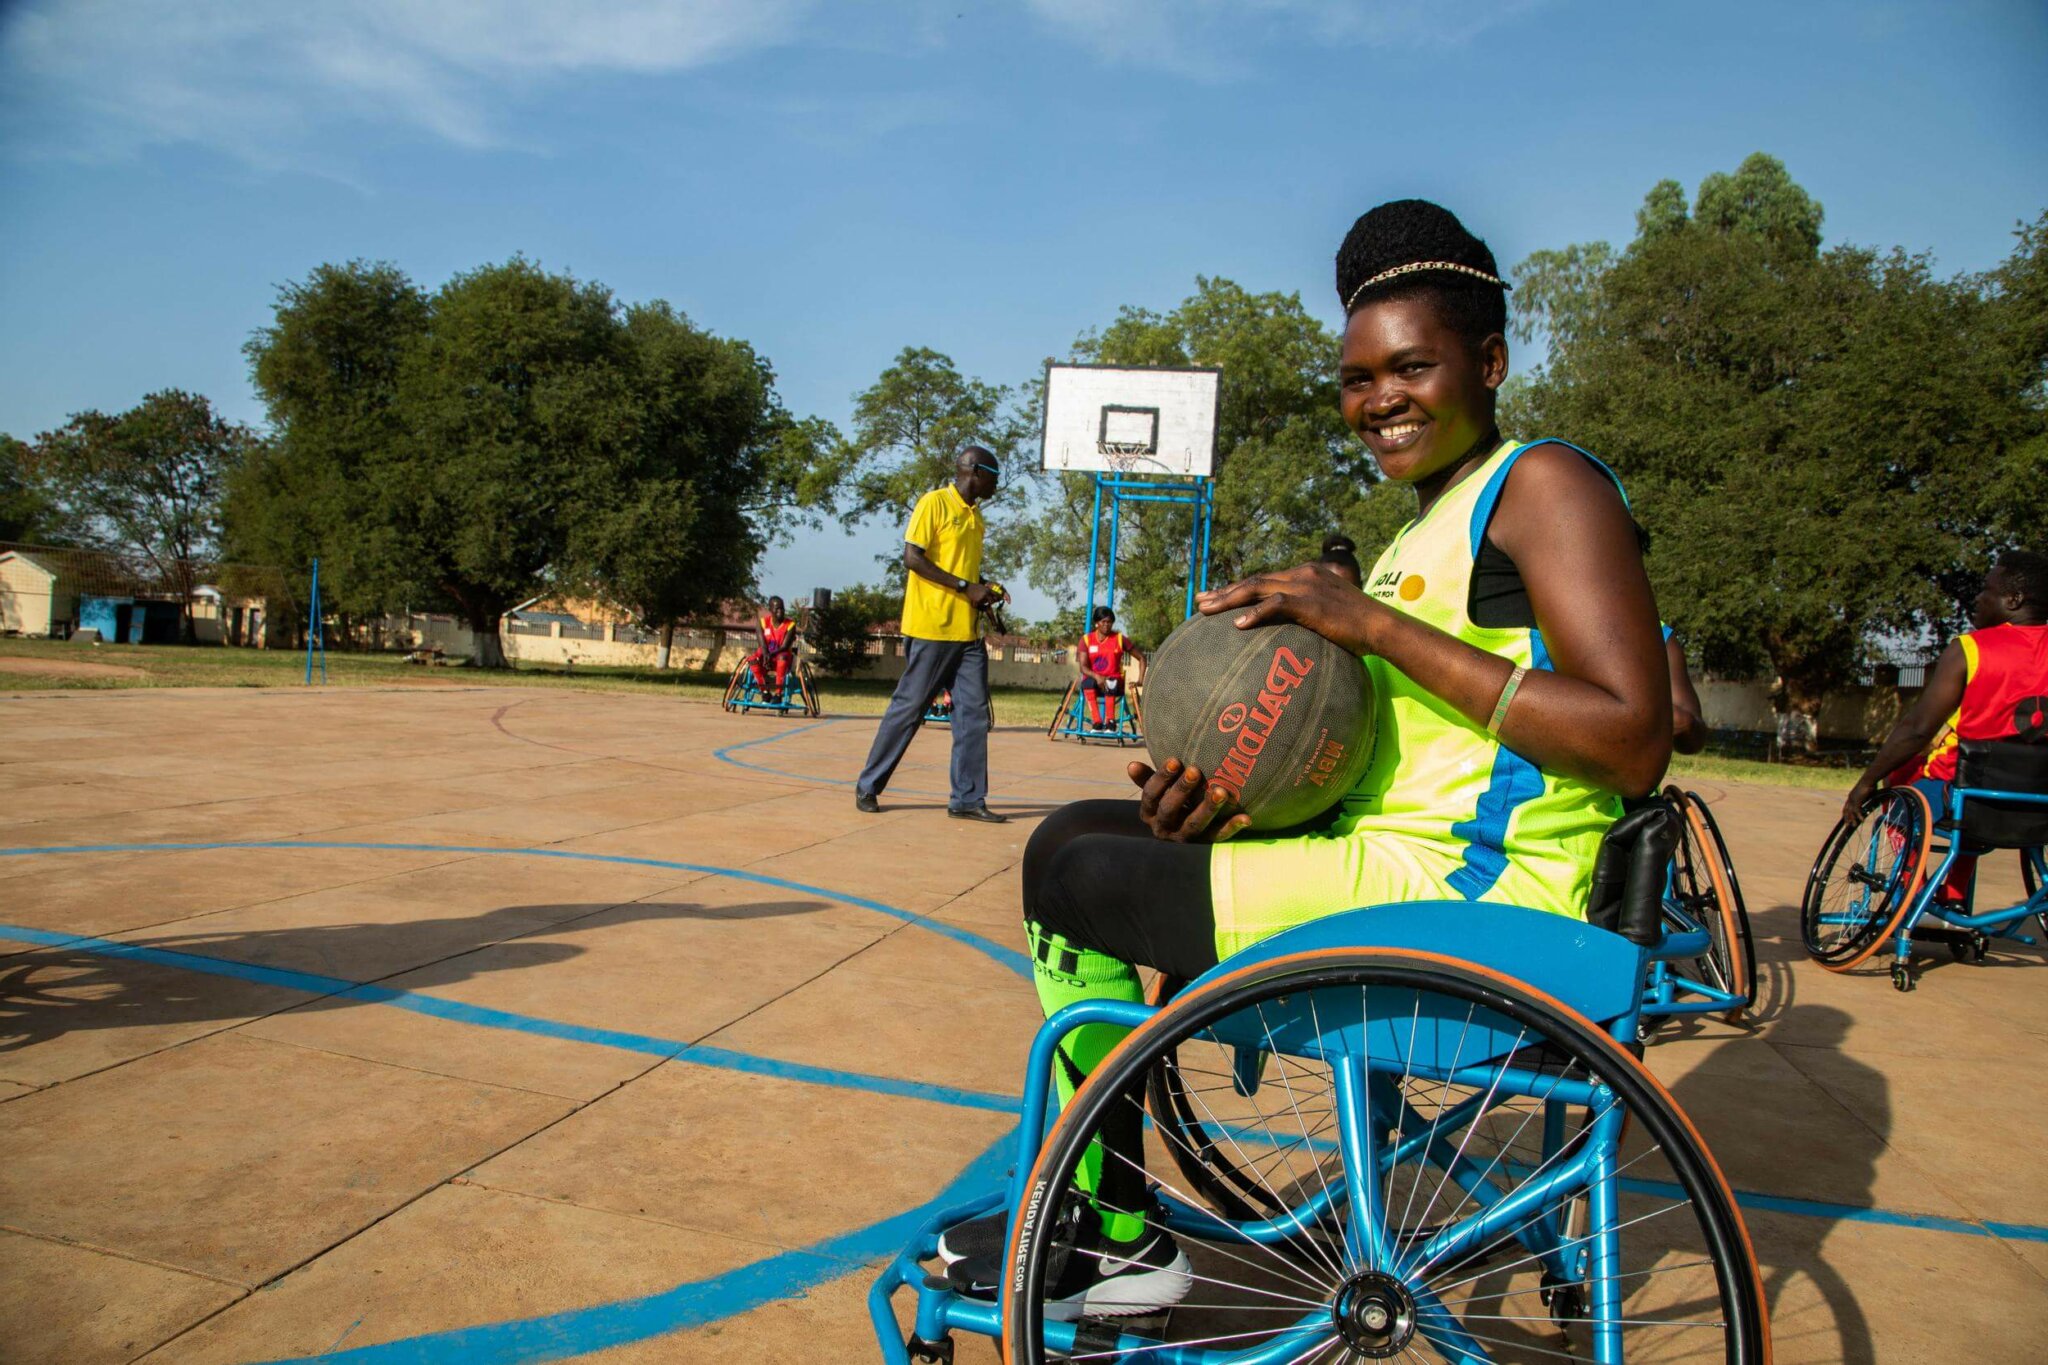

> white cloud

[
  {"left": 0, "top": 1, "right": 1546, "bottom": 170},
  {"left": 1023, "top": 0, "right": 1544, "bottom": 79},
  {"left": 0, "top": 0, "right": 813, "bottom": 165}
]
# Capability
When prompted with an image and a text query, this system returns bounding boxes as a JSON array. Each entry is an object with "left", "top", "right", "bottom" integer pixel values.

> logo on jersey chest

[{"left": 1370, "top": 569, "right": 1427, "bottom": 603}]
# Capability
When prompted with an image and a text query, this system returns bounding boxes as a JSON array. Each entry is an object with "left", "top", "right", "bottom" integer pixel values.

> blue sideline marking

[
  {"left": 0, "top": 921, "right": 1020, "bottom": 1115},
  {"left": 248, "top": 1129, "right": 1018, "bottom": 1365},
  {"left": 1615, "top": 1175, "right": 2048, "bottom": 1244},
  {"left": 0, "top": 838, "right": 1031, "bottom": 979}
]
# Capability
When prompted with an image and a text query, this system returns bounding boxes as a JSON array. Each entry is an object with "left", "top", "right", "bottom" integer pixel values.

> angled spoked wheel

[
  {"left": 1669, "top": 788, "right": 1755, "bottom": 1016},
  {"left": 720, "top": 665, "right": 746, "bottom": 713},
  {"left": 795, "top": 661, "right": 823, "bottom": 717},
  {"left": 1008, "top": 949, "right": 1770, "bottom": 1364},
  {"left": 1144, "top": 974, "right": 1288, "bottom": 1225},
  {"left": 1045, "top": 681, "right": 1079, "bottom": 741},
  {"left": 1801, "top": 786, "right": 1932, "bottom": 971}
]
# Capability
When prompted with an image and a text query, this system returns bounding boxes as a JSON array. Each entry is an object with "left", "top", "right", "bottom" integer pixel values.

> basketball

[{"left": 1143, "top": 612, "right": 1376, "bottom": 830}]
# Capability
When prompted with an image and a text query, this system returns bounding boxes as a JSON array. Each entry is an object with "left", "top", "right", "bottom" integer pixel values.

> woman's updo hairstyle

[{"left": 1334, "top": 199, "right": 1509, "bottom": 349}]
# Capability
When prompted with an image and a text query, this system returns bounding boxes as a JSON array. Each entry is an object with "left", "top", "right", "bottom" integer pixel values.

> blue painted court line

[
  {"left": 1616, "top": 1175, "right": 2048, "bottom": 1244},
  {"left": 0, "top": 920, "right": 1020, "bottom": 1115},
  {"left": 252, "top": 1128, "right": 1019, "bottom": 1365},
  {"left": 0, "top": 838, "right": 1031, "bottom": 979}
]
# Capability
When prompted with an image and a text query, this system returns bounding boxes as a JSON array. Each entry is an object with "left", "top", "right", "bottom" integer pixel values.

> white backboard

[{"left": 1041, "top": 363, "right": 1220, "bottom": 478}]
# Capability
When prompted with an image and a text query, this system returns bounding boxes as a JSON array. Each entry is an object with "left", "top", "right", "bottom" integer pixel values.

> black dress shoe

[
  {"left": 855, "top": 791, "right": 881, "bottom": 813},
  {"left": 948, "top": 803, "right": 1008, "bottom": 823}
]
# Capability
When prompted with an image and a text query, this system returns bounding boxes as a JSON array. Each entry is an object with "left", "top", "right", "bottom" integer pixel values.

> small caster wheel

[
  {"left": 909, "top": 1334, "right": 955, "bottom": 1364},
  {"left": 1636, "top": 1017, "right": 1657, "bottom": 1046},
  {"left": 1891, "top": 962, "right": 1914, "bottom": 993},
  {"left": 1539, "top": 1271, "right": 1588, "bottom": 1325},
  {"left": 1970, "top": 931, "right": 1990, "bottom": 963}
]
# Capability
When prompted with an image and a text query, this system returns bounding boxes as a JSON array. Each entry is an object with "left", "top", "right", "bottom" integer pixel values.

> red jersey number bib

[
  {"left": 1083, "top": 631, "right": 1127, "bottom": 679},
  {"left": 1926, "top": 622, "right": 2048, "bottom": 781}
]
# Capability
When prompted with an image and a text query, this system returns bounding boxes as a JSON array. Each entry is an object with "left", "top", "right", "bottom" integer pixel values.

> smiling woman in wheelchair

[{"left": 954, "top": 200, "right": 1674, "bottom": 1319}]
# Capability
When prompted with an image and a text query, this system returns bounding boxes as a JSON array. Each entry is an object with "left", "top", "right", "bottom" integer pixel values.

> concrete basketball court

[{"left": 2, "top": 684, "right": 2044, "bottom": 1363}]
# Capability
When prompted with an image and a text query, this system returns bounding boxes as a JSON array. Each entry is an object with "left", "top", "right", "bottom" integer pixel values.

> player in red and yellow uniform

[
  {"left": 748, "top": 596, "right": 798, "bottom": 702},
  {"left": 1850, "top": 553, "right": 2048, "bottom": 898},
  {"left": 1077, "top": 606, "right": 1141, "bottom": 729}
]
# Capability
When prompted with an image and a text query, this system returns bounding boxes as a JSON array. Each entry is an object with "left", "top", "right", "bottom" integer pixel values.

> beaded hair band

[{"left": 1344, "top": 260, "right": 1511, "bottom": 314}]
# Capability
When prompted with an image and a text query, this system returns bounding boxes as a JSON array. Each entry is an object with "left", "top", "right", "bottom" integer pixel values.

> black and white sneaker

[
  {"left": 935, "top": 1209, "right": 1007, "bottom": 1268},
  {"left": 948, "top": 1224, "right": 1191, "bottom": 1320}
]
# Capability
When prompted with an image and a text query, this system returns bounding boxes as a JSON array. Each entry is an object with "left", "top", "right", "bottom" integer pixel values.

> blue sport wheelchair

[
  {"left": 721, "top": 647, "right": 821, "bottom": 718},
  {"left": 1802, "top": 740, "right": 2048, "bottom": 992},
  {"left": 873, "top": 806, "right": 1770, "bottom": 1364},
  {"left": 1639, "top": 788, "right": 1755, "bottom": 1034},
  {"left": 1046, "top": 674, "right": 1146, "bottom": 747}
]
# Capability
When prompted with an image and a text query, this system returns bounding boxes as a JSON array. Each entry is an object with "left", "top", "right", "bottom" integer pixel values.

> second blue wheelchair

[
  {"left": 1046, "top": 673, "right": 1146, "bottom": 746},
  {"left": 1639, "top": 787, "right": 1756, "bottom": 1033},
  {"left": 1802, "top": 740, "right": 2048, "bottom": 992},
  {"left": 873, "top": 807, "right": 1771, "bottom": 1364},
  {"left": 721, "top": 648, "right": 822, "bottom": 718}
]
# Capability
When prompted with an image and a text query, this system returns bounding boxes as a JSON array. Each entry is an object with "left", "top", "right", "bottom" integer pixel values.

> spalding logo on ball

[{"left": 1144, "top": 612, "right": 1376, "bottom": 830}]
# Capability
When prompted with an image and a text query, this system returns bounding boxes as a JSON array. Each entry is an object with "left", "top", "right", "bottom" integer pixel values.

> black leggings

[{"left": 1021, "top": 799, "right": 1220, "bottom": 979}]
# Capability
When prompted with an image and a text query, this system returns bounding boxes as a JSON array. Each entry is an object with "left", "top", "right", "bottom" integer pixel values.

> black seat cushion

[
  {"left": 1586, "top": 803, "right": 1677, "bottom": 945},
  {"left": 1955, "top": 740, "right": 2048, "bottom": 850}
]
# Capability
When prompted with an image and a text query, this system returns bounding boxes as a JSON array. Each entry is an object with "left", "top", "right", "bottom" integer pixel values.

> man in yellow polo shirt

[{"left": 855, "top": 446, "right": 1009, "bottom": 821}]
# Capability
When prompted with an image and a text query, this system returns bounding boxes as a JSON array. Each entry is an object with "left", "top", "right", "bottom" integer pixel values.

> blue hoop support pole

[
  {"left": 1082, "top": 477, "right": 1105, "bottom": 631},
  {"left": 304, "top": 557, "right": 326, "bottom": 685}
]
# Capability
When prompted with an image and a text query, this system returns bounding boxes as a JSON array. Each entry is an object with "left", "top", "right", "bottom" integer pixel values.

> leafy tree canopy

[
  {"left": 805, "top": 581, "right": 898, "bottom": 676},
  {"left": 229, "top": 259, "right": 429, "bottom": 618},
  {"left": 1509, "top": 153, "right": 2047, "bottom": 742},
  {"left": 839, "top": 347, "right": 1028, "bottom": 576},
  {"left": 235, "top": 257, "right": 840, "bottom": 664},
  {"left": 22, "top": 389, "right": 260, "bottom": 639},
  {"left": 1, "top": 435, "right": 79, "bottom": 545}
]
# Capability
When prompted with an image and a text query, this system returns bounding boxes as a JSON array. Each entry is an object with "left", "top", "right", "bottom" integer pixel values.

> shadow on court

[
  {"left": 1665, "top": 994, "right": 1880, "bottom": 1365},
  {"left": 0, "top": 896, "right": 824, "bottom": 1057}
]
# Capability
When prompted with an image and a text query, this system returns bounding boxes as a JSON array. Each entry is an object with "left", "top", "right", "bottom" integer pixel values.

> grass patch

[{"left": 1666, "top": 750, "right": 1854, "bottom": 791}]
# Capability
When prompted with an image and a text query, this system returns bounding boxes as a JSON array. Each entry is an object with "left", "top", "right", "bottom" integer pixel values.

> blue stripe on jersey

[
  {"left": 1467, "top": 439, "right": 1632, "bottom": 557},
  {"left": 1445, "top": 629, "right": 1555, "bottom": 901}
]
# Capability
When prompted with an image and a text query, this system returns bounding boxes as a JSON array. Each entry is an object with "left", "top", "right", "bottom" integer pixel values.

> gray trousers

[{"left": 856, "top": 638, "right": 990, "bottom": 809}]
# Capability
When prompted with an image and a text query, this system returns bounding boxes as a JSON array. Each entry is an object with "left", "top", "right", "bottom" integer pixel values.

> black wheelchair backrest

[
  {"left": 1956, "top": 740, "right": 2048, "bottom": 849},
  {"left": 1586, "top": 802, "right": 1680, "bottom": 947}
]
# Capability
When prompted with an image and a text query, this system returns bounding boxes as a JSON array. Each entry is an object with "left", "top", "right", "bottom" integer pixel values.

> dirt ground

[{"left": 1, "top": 685, "right": 2043, "bottom": 1363}]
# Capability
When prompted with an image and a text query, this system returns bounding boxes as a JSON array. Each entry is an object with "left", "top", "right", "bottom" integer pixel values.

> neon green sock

[{"left": 1027, "top": 920, "right": 1149, "bottom": 1243}]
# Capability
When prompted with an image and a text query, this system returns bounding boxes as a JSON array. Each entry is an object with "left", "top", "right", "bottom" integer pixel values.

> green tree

[
  {"left": 379, "top": 259, "right": 641, "bottom": 667},
  {"left": 24, "top": 390, "right": 259, "bottom": 641},
  {"left": 1, "top": 435, "right": 77, "bottom": 544},
  {"left": 1010, "top": 277, "right": 1364, "bottom": 645},
  {"left": 842, "top": 347, "right": 1027, "bottom": 573},
  {"left": 230, "top": 260, "right": 431, "bottom": 623},
  {"left": 805, "top": 582, "right": 897, "bottom": 676},
  {"left": 239, "top": 258, "right": 839, "bottom": 666},
  {"left": 1512, "top": 155, "right": 2045, "bottom": 747},
  {"left": 567, "top": 302, "right": 833, "bottom": 667}
]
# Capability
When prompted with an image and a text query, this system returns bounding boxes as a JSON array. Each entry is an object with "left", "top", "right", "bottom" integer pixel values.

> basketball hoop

[{"left": 1097, "top": 441, "right": 1152, "bottom": 475}]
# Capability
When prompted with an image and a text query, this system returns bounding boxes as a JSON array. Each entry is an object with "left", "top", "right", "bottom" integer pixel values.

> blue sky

[{"left": 3, "top": 0, "right": 2043, "bottom": 620}]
